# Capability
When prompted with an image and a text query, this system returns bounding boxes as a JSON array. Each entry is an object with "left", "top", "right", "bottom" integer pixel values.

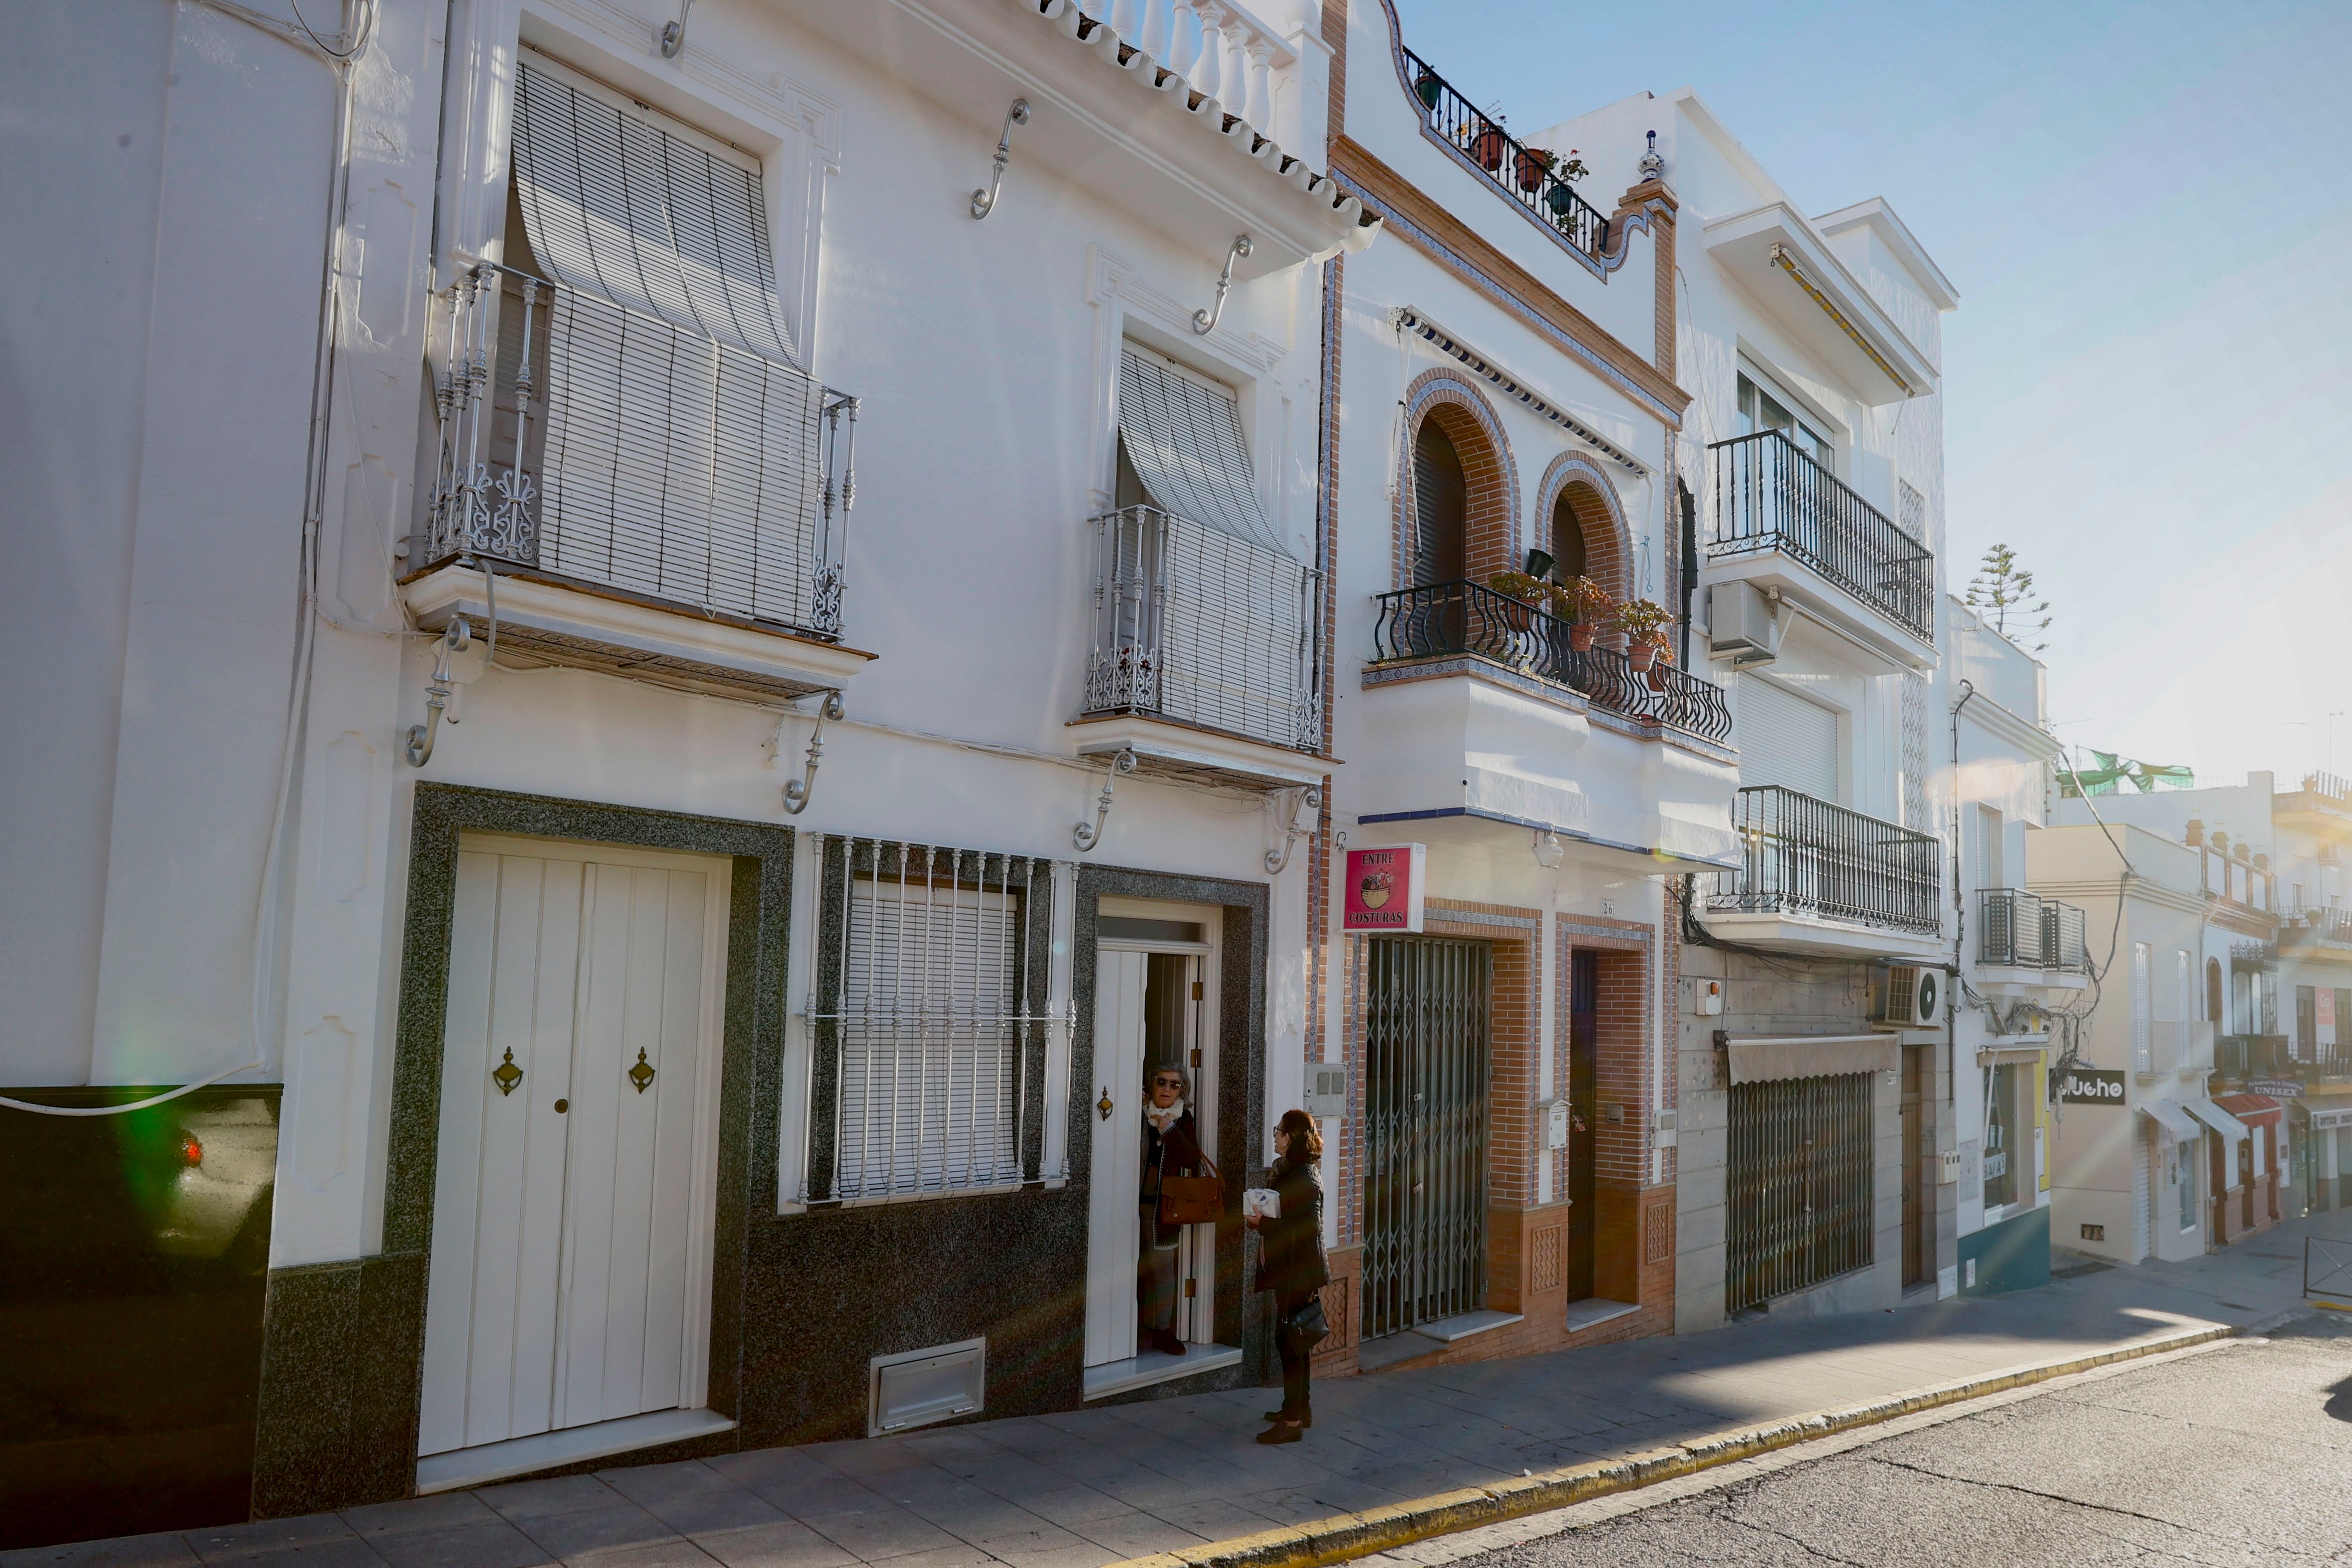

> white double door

[
  {"left": 420, "top": 835, "right": 729, "bottom": 1457},
  {"left": 1085, "top": 926, "right": 1217, "bottom": 1368}
]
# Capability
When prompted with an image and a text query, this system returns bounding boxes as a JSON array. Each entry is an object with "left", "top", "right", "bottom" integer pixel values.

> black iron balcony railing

[
  {"left": 2218, "top": 1033, "right": 2291, "bottom": 1082},
  {"left": 1977, "top": 889, "right": 2088, "bottom": 973},
  {"left": 2296, "top": 1043, "right": 2352, "bottom": 1080},
  {"left": 1711, "top": 785, "right": 1941, "bottom": 934},
  {"left": 423, "top": 261, "right": 857, "bottom": 640},
  {"left": 1708, "top": 430, "right": 1934, "bottom": 640},
  {"left": 1398, "top": 46, "right": 1611, "bottom": 261},
  {"left": 1081, "top": 505, "right": 1322, "bottom": 753},
  {"left": 2284, "top": 906, "right": 2352, "bottom": 948},
  {"left": 1369, "top": 578, "right": 1732, "bottom": 743}
]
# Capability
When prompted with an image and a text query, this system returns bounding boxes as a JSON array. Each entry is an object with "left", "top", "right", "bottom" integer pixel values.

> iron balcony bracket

[
  {"left": 780, "top": 690, "right": 846, "bottom": 816},
  {"left": 1264, "top": 786, "right": 1323, "bottom": 874},
  {"left": 970, "top": 99, "right": 1032, "bottom": 220},
  {"left": 1192, "top": 234, "right": 1253, "bottom": 335},
  {"left": 1073, "top": 748, "right": 1137, "bottom": 852},
  {"left": 405, "top": 614, "right": 473, "bottom": 767}
]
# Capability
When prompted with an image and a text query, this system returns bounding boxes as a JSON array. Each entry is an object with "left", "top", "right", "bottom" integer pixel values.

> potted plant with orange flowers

[
  {"left": 1551, "top": 576, "right": 1616, "bottom": 652},
  {"left": 1614, "top": 598, "right": 1675, "bottom": 672}
]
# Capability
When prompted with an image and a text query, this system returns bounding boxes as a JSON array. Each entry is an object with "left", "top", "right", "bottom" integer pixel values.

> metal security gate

[
  {"left": 1363, "top": 938, "right": 1489, "bottom": 1339},
  {"left": 1726, "top": 1073, "right": 1874, "bottom": 1312}
]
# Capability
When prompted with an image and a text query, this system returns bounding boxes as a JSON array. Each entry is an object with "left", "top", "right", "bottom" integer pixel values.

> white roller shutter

[
  {"left": 1117, "top": 347, "right": 1287, "bottom": 557},
  {"left": 1737, "top": 674, "right": 1840, "bottom": 799}
]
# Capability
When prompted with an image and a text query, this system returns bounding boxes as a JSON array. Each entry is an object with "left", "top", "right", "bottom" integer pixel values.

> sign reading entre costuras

[
  {"left": 1343, "top": 844, "right": 1427, "bottom": 934},
  {"left": 2057, "top": 1068, "right": 2127, "bottom": 1104}
]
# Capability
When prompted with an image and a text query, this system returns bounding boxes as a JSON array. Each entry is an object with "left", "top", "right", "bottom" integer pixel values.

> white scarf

[{"left": 1144, "top": 1097, "right": 1187, "bottom": 1134}]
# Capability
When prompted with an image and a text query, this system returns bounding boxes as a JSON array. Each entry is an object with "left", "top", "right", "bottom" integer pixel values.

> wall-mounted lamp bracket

[
  {"left": 971, "top": 99, "right": 1032, "bottom": 220},
  {"left": 780, "top": 690, "right": 846, "bottom": 816},
  {"left": 1191, "top": 234, "right": 1253, "bottom": 335},
  {"left": 1264, "top": 786, "right": 1323, "bottom": 874},
  {"left": 1073, "top": 748, "right": 1137, "bottom": 852},
  {"left": 658, "top": 0, "right": 694, "bottom": 58},
  {"left": 405, "top": 615, "right": 473, "bottom": 767},
  {"left": 1532, "top": 827, "right": 1567, "bottom": 871}
]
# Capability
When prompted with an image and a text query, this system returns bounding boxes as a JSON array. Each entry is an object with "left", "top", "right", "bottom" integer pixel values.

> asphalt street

[{"left": 1408, "top": 1313, "right": 2352, "bottom": 1567}]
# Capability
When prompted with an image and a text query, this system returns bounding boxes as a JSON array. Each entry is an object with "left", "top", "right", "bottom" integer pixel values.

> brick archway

[
  {"left": 1396, "top": 371, "right": 1518, "bottom": 589},
  {"left": 1533, "top": 452, "right": 1634, "bottom": 603}
]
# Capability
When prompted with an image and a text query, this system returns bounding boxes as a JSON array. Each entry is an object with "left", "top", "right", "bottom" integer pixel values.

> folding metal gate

[
  {"left": 1362, "top": 937, "right": 1489, "bottom": 1339},
  {"left": 1726, "top": 1073, "right": 1874, "bottom": 1312}
]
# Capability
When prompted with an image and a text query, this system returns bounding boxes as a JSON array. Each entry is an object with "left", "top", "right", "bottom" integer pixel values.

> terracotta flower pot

[
  {"left": 1514, "top": 149, "right": 1549, "bottom": 190},
  {"left": 1644, "top": 666, "right": 1670, "bottom": 692},
  {"left": 1471, "top": 127, "right": 1508, "bottom": 173},
  {"left": 1569, "top": 622, "right": 1597, "bottom": 653},
  {"left": 1628, "top": 642, "right": 1657, "bottom": 672}
]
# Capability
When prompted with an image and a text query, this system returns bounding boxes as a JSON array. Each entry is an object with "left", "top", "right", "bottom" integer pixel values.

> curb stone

[{"left": 1112, "top": 1322, "right": 2244, "bottom": 1568}]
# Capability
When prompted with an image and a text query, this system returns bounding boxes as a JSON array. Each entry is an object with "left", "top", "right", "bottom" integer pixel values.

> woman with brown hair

[{"left": 1246, "top": 1107, "right": 1329, "bottom": 1442}]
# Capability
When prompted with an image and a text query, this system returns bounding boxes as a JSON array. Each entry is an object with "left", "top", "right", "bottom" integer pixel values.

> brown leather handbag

[{"left": 1157, "top": 1154, "right": 1224, "bottom": 1227}]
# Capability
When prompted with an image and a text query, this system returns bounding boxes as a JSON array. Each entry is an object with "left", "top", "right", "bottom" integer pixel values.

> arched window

[
  {"left": 1411, "top": 420, "right": 1467, "bottom": 587},
  {"left": 2206, "top": 958, "right": 2224, "bottom": 1026},
  {"left": 1547, "top": 487, "right": 1589, "bottom": 582}
]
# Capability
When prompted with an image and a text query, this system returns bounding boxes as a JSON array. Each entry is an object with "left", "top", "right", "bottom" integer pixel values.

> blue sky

[{"left": 1392, "top": 0, "right": 2352, "bottom": 790}]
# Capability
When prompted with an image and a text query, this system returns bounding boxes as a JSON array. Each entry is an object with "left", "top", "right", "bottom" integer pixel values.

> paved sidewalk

[{"left": 14, "top": 1213, "right": 2345, "bottom": 1568}]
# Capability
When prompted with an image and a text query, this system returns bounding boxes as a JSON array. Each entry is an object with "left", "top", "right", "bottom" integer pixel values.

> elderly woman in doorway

[
  {"left": 1246, "top": 1108, "right": 1329, "bottom": 1443},
  {"left": 1138, "top": 1062, "right": 1205, "bottom": 1358}
]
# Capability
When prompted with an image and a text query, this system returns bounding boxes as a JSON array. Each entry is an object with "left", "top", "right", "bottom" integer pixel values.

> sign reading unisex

[
  {"left": 1343, "top": 844, "right": 1427, "bottom": 933},
  {"left": 2058, "top": 1068, "right": 2127, "bottom": 1105}
]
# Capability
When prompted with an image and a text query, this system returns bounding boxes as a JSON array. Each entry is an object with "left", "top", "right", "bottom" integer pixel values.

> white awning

[
  {"left": 2139, "top": 1099, "right": 2203, "bottom": 1144},
  {"left": 1117, "top": 348, "right": 1289, "bottom": 558},
  {"left": 2184, "top": 1096, "right": 2249, "bottom": 1145},
  {"left": 513, "top": 52, "right": 801, "bottom": 368},
  {"left": 1727, "top": 1033, "right": 1897, "bottom": 1086}
]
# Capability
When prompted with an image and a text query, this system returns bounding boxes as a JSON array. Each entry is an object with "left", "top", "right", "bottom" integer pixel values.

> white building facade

[{"left": 3, "top": 0, "right": 1378, "bottom": 1521}]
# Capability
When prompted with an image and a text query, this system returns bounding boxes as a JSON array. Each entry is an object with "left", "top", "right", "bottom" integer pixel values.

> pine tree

[{"left": 1965, "top": 543, "right": 2051, "bottom": 653}]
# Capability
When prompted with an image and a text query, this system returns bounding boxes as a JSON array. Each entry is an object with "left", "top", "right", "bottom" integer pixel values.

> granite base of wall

[{"left": 251, "top": 1253, "right": 425, "bottom": 1517}]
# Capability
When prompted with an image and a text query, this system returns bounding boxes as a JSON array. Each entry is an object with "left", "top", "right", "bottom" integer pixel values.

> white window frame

[
  {"left": 2131, "top": 942, "right": 2152, "bottom": 1073},
  {"left": 1736, "top": 365, "right": 1836, "bottom": 470}
]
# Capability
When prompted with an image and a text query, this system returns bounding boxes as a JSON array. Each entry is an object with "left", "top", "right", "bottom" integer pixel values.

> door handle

[
  {"left": 628, "top": 1048, "right": 656, "bottom": 1094},
  {"left": 1098, "top": 1086, "right": 1115, "bottom": 1121}
]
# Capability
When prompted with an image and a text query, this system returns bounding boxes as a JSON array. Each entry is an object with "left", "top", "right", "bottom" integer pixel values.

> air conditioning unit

[
  {"left": 1878, "top": 964, "right": 1943, "bottom": 1028},
  {"left": 1707, "top": 581, "right": 1783, "bottom": 666}
]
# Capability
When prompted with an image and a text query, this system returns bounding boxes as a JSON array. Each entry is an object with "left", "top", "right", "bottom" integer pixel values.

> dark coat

[
  {"left": 1254, "top": 1157, "right": 1330, "bottom": 1296},
  {"left": 1141, "top": 1106, "right": 1206, "bottom": 1245}
]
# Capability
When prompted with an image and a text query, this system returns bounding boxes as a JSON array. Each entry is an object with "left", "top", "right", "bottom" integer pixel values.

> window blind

[
  {"left": 1736, "top": 673, "right": 1839, "bottom": 800},
  {"left": 1117, "top": 348, "right": 1288, "bottom": 558},
  {"left": 1976, "top": 805, "right": 2003, "bottom": 891},
  {"left": 512, "top": 54, "right": 798, "bottom": 367},
  {"left": 816, "top": 841, "right": 1048, "bottom": 1202}
]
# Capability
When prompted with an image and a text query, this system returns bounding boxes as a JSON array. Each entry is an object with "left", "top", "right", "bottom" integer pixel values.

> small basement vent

[{"left": 869, "top": 1337, "right": 986, "bottom": 1437}]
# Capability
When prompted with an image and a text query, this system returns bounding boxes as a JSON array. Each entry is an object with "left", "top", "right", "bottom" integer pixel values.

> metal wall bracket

[
  {"left": 405, "top": 615, "right": 472, "bottom": 767},
  {"left": 1263, "top": 786, "right": 1323, "bottom": 874},
  {"left": 970, "top": 98, "right": 1031, "bottom": 220},
  {"left": 1073, "top": 748, "right": 1137, "bottom": 852},
  {"left": 658, "top": 0, "right": 694, "bottom": 58},
  {"left": 1192, "top": 234, "right": 1253, "bottom": 335},
  {"left": 781, "top": 690, "right": 846, "bottom": 816}
]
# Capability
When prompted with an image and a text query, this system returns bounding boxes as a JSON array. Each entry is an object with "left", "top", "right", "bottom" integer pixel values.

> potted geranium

[
  {"left": 1485, "top": 571, "right": 1548, "bottom": 668},
  {"left": 1552, "top": 575, "right": 1616, "bottom": 652},
  {"left": 1615, "top": 598, "right": 1674, "bottom": 671}
]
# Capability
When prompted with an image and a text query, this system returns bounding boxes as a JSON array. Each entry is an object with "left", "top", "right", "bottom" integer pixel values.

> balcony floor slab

[{"left": 1701, "top": 907, "right": 1946, "bottom": 963}]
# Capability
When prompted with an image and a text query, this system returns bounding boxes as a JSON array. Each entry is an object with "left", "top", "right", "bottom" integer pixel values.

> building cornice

[
  {"left": 1960, "top": 690, "right": 2060, "bottom": 763},
  {"left": 1328, "top": 135, "right": 1689, "bottom": 427}
]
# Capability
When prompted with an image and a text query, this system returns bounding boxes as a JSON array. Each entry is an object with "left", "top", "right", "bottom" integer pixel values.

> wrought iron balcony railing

[
  {"left": 422, "top": 262, "right": 857, "bottom": 640},
  {"left": 1977, "top": 889, "right": 2088, "bottom": 973},
  {"left": 2218, "top": 1033, "right": 2291, "bottom": 1082},
  {"left": 1711, "top": 786, "right": 1941, "bottom": 935},
  {"left": 1368, "top": 578, "right": 1733, "bottom": 743},
  {"left": 1397, "top": 46, "right": 1611, "bottom": 261},
  {"left": 1708, "top": 430, "right": 1934, "bottom": 640},
  {"left": 2284, "top": 906, "right": 2352, "bottom": 947},
  {"left": 1082, "top": 505, "right": 1323, "bottom": 753}
]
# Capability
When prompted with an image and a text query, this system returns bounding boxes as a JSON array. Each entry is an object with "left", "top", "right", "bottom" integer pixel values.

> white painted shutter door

[
  {"left": 1737, "top": 674, "right": 1839, "bottom": 799},
  {"left": 1086, "top": 950, "right": 1148, "bottom": 1367},
  {"left": 420, "top": 844, "right": 721, "bottom": 1456}
]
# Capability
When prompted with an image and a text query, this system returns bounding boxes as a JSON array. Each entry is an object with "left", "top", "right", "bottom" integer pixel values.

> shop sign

[
  {"left": 1343, "top": 844, "right": 1427, "bottom": 933},
  {"left": 2322, "top": 987, "right": 2337, "bottom": 1048},
  {"left": 2058, "top": 1068, "right": 2126, "bottom": 1104},
  {"left": 2310, "top": 1106, "right": 2352, "bottom": 1131},
  {"left": 2249, "top": 1079, "right": 2303, "bottom": 1099}
]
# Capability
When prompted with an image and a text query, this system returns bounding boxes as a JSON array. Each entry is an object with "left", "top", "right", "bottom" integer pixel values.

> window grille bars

[
  {"left": 1397, "top": 46, "right": 1610, "bottom": 262},
  {"left": 1725, "top": 1073, "right": 1874, "bottom": 1312},
  {"left": 805, "top": 839, "right": 1053, "bottom": 1204},
  {"left": 1711, "top": 785, "right": 1941, "bottom": 934},
  {"left": 1361, "top": 937, "right": 1489, "bottom": 1340},
  {"left": 1708, "top": 430, "right": 1935, "bottom": 640},
  {"left": 1369, "top": 578, "right": 1733, "bottom": 743},
  {"left": 1083, "top": 505, "right": 1324, "bottom": 753},
  {"left": 424, "top": 262, "right": 856, "bottom": 640},
  {"left": 1977, "top": 889, "right": 2088, "bottom": 973}
]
